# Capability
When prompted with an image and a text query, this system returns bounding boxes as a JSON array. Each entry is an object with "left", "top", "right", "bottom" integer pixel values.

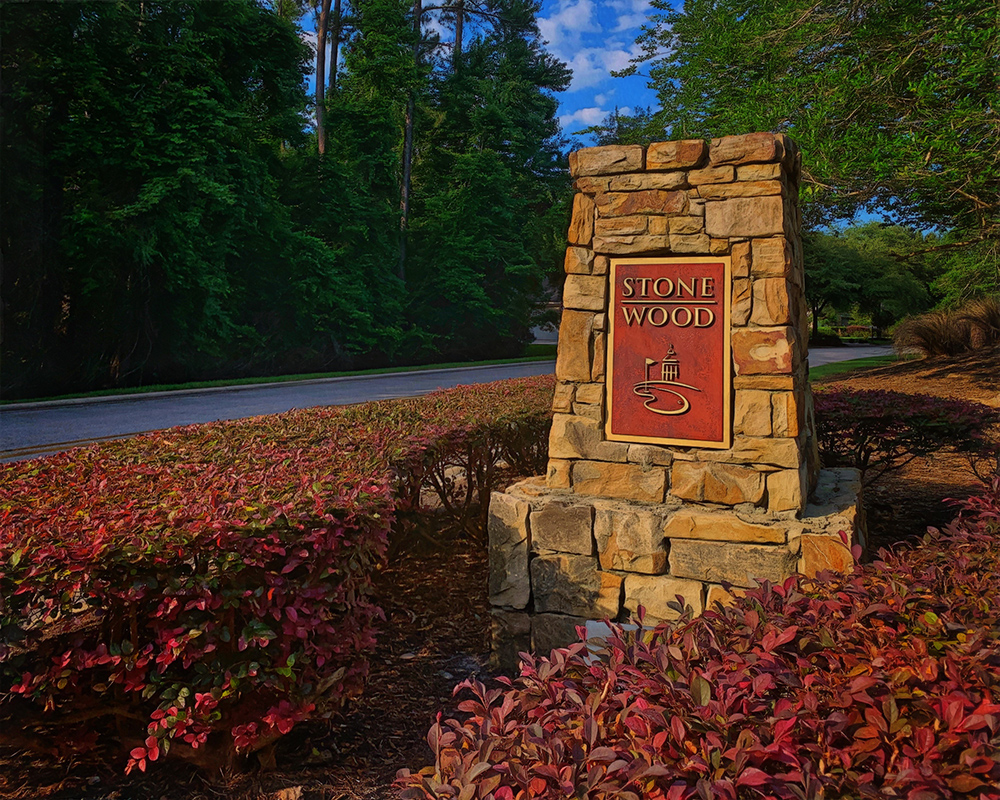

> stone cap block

[
  {"left": 646, "top": 139, "right": 706, "bottom": 171},
  {"left": 569, "top": 145, "right": 645, "bottom": 177},
  {"left": 705, "top": 195, "right": 785, "bottom": 238},
  {"left": 709, "top": 132, "right": 784, "bottom": 166}
]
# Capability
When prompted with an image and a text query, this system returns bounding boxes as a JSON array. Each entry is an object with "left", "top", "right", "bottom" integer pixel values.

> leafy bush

[
  {"left": 0, "top": 375, "right": 554, "bottom": 772},
  {"left": 894, "top": 297, "right": 1000, "bottom": 357},
  {"left": 813, "top": 387, "right": 998, "bottom": 484},
  {"left": 397, "top": 478, "right": 1000, "bottom": 800}
]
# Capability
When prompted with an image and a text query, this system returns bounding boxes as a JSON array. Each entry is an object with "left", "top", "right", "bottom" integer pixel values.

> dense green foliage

[{"left": 0, "top": 0, "right": 569, "bottom": 399}]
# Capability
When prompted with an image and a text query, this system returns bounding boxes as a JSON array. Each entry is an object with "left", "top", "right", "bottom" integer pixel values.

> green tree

[{"left": 622, "top": 0, "right": 999, "bottom": 240}]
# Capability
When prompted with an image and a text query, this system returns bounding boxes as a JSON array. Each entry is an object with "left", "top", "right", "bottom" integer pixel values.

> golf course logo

[{"left": 634, "top": 344, "right": 701, "bottom": 416}]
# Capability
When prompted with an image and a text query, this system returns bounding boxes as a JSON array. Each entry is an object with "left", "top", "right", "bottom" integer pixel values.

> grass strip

[{"left": 809, "top": 353, "right": 911, "bottom": 381}]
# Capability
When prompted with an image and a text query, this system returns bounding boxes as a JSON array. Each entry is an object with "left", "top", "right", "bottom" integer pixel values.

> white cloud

[
  {"left": 561, "top": 41, "right": 643, "bottom": 91},
  {"left": 538, "top": 0, "right": 601, "bottom": 59},
  {"left": 559, "top": 106, "right": 609, "bottom": 128},
  {"left": 607, "top": 0, "right": 652, "bottom": 33}
]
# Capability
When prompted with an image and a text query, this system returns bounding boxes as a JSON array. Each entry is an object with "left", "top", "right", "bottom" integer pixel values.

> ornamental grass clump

[
  {"left": 893, "top": 296, "right": 1000, "bottom": 357},
  {"left": 398, "top": 478, "right": 1000, "bottom": 800},
  {"left": 0, "top": 375, "right": 555, "bottom": 773}
]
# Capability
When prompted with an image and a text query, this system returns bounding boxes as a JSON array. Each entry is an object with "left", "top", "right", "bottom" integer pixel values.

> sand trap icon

[{"left": 633, "top": 344, "right": 701, "bottom": 416}]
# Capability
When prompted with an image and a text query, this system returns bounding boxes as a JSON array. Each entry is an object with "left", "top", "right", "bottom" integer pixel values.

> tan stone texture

[
  {"left": 549, "top": 414, "right": 628, "bottom": 462},
  {"left": 710, "top": 238, "right": 730, "bottom": 255},
  {"left": 598, "top": 190, "right": 688, "bottom": 217},
  {"left": 706, "top": 584, "right": 744, "bottom": 609},
  {"left": 552, "top": 383, "right": 574, "bottom": 413},
  {"left": 574, "top": 176, "right": 611, "bottom": 194},
  {"left": 568, "top": 194, "right": 595, "bottom": 245},
  {"left": 573, "top": 402, "right": 602, "bottom": 421},
  {"left": 670, "top": 462, "right": 765, "bottom": 506},
  {"left": 669, "top": 539, "right": 798, "bottom": 588},
  {"left": 689, "top": 165, "right": 735, "bottom": 185},
  {"left": 594, "top": 313, "right": 607, "bottom": 331},
  {"left": 530, "top": 554, "right": 623, "bottom": 618},
  {"left": 771, "top": 392, "right": 801, "bottom": 437},
  {"left": 731, "top": 241, "right": 751, "bottom": 278},
  {"left": 576, "top": 383, "right": 604, "bottom": 405},
  {"left": 737, "top": 163, "right": 782, "bottom": 181},
  {"left": 592, "top": 331, "right": 607, "bottom": 381},
  {"left": 490, "top": 610, "right": 531, "bottom": 672},
  {"left": 595, "top": 215, "right": 648, "bottom": 237},
  {"left": 565, "top": 246, "right": 595, "bottom": 275},
  {"left": 593, "top": 234, "right": 671, "bottom": 255},
  {"left": 751, "top": 278, "right": 792, "bottom": 326},
  {"left": 624, "top": 575, "right": 705, "bottom": 623},
  {"left": 648, "top": 217, "right": 670, "bottom": 236},
  {"left": 532, "top": 614, "right": 587, "bottom": 655},
  {"left": 546, "top": 459, "right": 572, "bottom": 489},
  {"left": 572, "top": 461, "right": 667, "bottom": 503},
  {"left": 800, "top": 534, "right": 855, "bottom": 578},
  {"left": 699, "top": 180, "right": 784, "bottom": 200},
  {"left": 668, "top": 216, "right": 706, "bottom": 235},
  {"left": 646, "top": 139, "right": 706, "bottom": 170},
  {"left": 532, "top": 501, "right": 594, "bottom": 555},
  {"left": 734, "top": 389, "right": 773, "bottom": 437},
  {"left": 705, "top": 195, "right": 785, "bottom": 238},
  {"left": 709, "top": 132, "right": 783, "bottom": 166},
  {"left": 733, "top": 374, "right": 797, "bottom": 391},
  {"left": 609, "top": 172, "right": 687, "bottom": 191},
  {"left": 627, "top": 444, "right": 674, "bottom": 467},
  {"left": 752, "top": 237, "right": 793, "bottom": 278},
  {"left": 555, "top": 311, "right": 594, "bottom": 382},
  {"left": 569, "top": 145, "right": 644, "bottom": 177},
  {"left": 594, "top": 504, "right": 669, "bottom": 573},
  {"left": 732, "top": 436, "right": 802, "bottom": 469},
  {"left": 732, "top": 278, "right": 752, "bottom": 327},
  {"left": 563, "top": 274, "right": 607, "bottom": 312},
  {"left": 488, "top": 492, "right": 531, "bottom": 608},
  {"left": 593, "top": 255, "right": 610, "bottom": 275},
  {"left": 663, "top": 511, "right": 787, "bottom": 544},
  {"left": 768, "top": 468, "right": 805, "bottom": 513},
  {"left": 732, "top": 327, "right": 794, "bottom": 374},
  {"left": 670, "top": 233, "right": 711, "bottom": 253}
]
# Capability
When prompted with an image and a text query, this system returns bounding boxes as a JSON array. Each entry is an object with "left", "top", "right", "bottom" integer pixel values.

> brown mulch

[{"left": 2, "top": 349, "right": 998, "bottom": 800}]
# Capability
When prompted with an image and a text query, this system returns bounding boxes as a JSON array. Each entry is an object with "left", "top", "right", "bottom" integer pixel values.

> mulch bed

[{"left": 2, "top": 349, "right": 997, "bottom": 800}]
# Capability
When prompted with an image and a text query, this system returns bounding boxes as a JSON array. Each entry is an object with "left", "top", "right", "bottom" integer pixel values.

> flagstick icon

[{"left": 634, "top": 346, "right": 701, "bottom": 415}]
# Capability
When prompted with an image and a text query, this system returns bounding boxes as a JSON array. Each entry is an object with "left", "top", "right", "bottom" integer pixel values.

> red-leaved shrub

[
  {"left": 0, "top": 375, "right": 554, "bottom": 772},
  {"left": 397, "top": 478, "right": 1000, "bottom": 800},
  {"left": 814, "top": 387, "right": 998, "bottom": 484}
]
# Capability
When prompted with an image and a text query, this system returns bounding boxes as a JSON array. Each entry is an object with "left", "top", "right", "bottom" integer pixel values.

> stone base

[{"left": 488, "top": 468, "right": 864, "bottom": 671}]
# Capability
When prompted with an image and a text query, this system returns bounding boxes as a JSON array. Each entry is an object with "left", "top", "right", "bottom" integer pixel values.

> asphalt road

[{"left": 0, "top": 345, "right": 894, "bottom": 462}]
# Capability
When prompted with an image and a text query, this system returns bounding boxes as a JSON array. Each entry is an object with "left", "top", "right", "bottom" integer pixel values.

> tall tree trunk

[
  {"left": 330, "top": 0, "right": 343, "bottom": 90},
  {"left": 398, "top": 0, "right": 421, "bottom": 282},
  {"left": 316, "top": 0, "right": 331, "bottom": 155},
  {"left": 453, "top": 0, "right": 463, "bottom": 68}
]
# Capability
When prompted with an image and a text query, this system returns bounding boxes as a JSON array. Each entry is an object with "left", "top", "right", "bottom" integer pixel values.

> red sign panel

[{"left": 607, "top": 257, "right": 731, "bottom": 448}]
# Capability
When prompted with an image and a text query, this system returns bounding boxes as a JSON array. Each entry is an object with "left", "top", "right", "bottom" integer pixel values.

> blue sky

[{"left": 537, "top": 0, "right": 659, "bottom": 143}]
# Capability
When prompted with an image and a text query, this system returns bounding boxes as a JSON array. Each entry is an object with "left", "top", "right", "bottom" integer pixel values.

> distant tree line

[{"left": 1, "top": 0, "right": 570, "bottom": 399}]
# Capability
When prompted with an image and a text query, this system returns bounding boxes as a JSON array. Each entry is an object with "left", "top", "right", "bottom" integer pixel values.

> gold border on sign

[{"left": 606, "top": 256, "right": 732, "bottom": 449}]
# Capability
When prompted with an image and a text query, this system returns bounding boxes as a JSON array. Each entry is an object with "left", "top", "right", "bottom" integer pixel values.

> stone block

[
  {"left": 490, "top": 610, "right": 531, "bottom": 672},
  {"left": 546, "top": 458, "right": 572, "bottom": 489},
  {"left": 767, "top": 468, "right": 806, "bottom": 513},
  {"left": 552, "top": 382, "right": 574, "bottom": 413},
  {"left": 575, "top": 383, "right": 604, "bottom": 405},
  {"left": 709, "top": 132, "right": 783, "bottom": 166},
  {"left": 569, "top": 145, "right": 644, "bottom": 177},
  {"left": 648, "top": 217, "right": 670, "bottom": 236},
  {"left": 751, "top": 237, "right": 792, "bottom": 277},
  {"left": 594, "top": 255, "right": 610, "bottom": 275},
  {"left": 549, "top": 413, "right": 628, "bottom": 462},
  {"left": 668, "top": 216, "right": 706, "bottom": 235},
  {"left": 624, "top": 575, "right": 704, "bottom": 623},
  {"left": 732, "top": 436, "right": 802, "bottom": 469},
  {"left": 488, "top": 492, "right": 531, "bottom": 608},
  {"left": 751, "top": 278, "right": 792, "bottom": 326},
  {"left": 532, "top": 500, "right": 594, "bottom": 555},
  {"left": 733, "top": 374, "right": 797, "bottom": 391},
  {"left": 594, "top": 313, "right": 607, "bottom": 332},
  {"left": 530, "top": 554, "right": 623, "bottom": 618},
  {"left": 732, "top": 278, "right": 752, "bottom": 326},
  {"left": 609, "top": 172, "right": 687, "bottom": 191},
  {"left": 595, "top": 215, "right": 648, "bottom": 236},
  {"left": 669, "top": 539, "right": 798, "bottom": 588},
  {"left": 568, "top": 194, "right": 595, "bottom": 245},
  {"left": 594, "top": 503, "right": 669, "bottom": 573},
  {"left": 737, "top": 163, "right": 782, "bottom": 181},
  {"left": 732, "top": 327, "right": 794, "bottom": 375},
  {"left": 771, "top": 392, "right": 801, "bottom": 437},
  {"left": 800, "top": 533, "right": 854, "bottom": 577},
  {"left": 669, "top": 462, "right": 765, "bottom": 506},
  {"left": 563, "top": 274, "right": 606, "bottom": 312},
  {"left": 733, "top": 389, "right": 773, "bottom": 437},
  {"left": 572, "top": 461, "right": 667, "bottom": 503},
  {"left": 597, "top": 190, "right": 688, "bottom": 217},
  {"left": 710, "top": 238, "right": 730, "bottom": 254},
  {"left": 627, "top": 444, "right": 673, "bottom": 467},
  {"left": 699, "top": 180, "right": 784, "bottom": 200},
  {"left": 646, "top": 139, "right": 706, "bottom": 170},
  {"left": 555, "top": 311, "right": 594, "bottom": 382},
  {"left": 593, "top": 234, "right": 672, "bottom": 255},
  {"left": 731, "top": 240, "right": 751, "bottom": 278},
  {"left": 706, "top": 584, "right": 744, "bottom": 609},
  {"left": 572, "top": 402, "right": 600, "bottom": 420},
  {"left": 565, "top": 246, "right": 595, "bottom": 275},
  {"left": 592, "top": 331, "right": 607, "bottom": 381},
  {"left": 689, "top": 165, "right": 734, "bottom": 185},
  {"left": 663, "top": 510, "right": 787, "bottom": 544},
  {"left": 532, "top": 614, "right": 587, "bottom": 655},
  {"left": 670, "top": 233, "right": 711, "bottom": 253},
  {"left": 574, "top": 176, "right": 611, "bottom": 194},
  {"left": 705, "top": 195, "right": 785, "bottom": 238}
]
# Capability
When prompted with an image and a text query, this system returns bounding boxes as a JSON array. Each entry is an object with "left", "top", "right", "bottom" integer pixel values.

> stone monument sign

[{"left": 488, "top": 133, "right": 865, "bottom": 670}]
